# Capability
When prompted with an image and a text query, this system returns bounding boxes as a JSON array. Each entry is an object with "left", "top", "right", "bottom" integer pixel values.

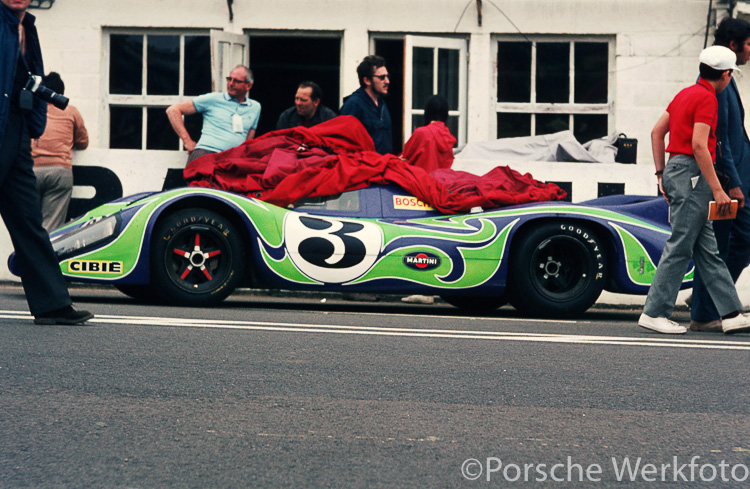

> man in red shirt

[{"left": 639, "top": 45, "right": 750, "bottom": 334}]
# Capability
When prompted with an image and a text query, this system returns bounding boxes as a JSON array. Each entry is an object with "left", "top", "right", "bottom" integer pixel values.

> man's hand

[
  {"left": 658, "top": 176, "right": 668, "bottom": 203},
  {"left": 713, "top": 188, "right": 733, "bottom": 217},
  {"left": 728, "top": 186, "right": 745, "bottom": 208}
]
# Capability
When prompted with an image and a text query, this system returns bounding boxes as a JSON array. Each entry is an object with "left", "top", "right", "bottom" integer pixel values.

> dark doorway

[
  {"left": 374, "top": 38, "right": 404, "bottom": 154},
  {"left": 249, "top": 36, "right": 341, "bottom": 137}
]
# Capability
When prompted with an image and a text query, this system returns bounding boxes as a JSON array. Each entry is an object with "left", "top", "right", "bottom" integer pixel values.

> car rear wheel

[
  {"left": 508, "top": 221, "right": 606, "bottom": 318},
  {"left": 151, "top": 209, "right": 244, "bottom": 306}
]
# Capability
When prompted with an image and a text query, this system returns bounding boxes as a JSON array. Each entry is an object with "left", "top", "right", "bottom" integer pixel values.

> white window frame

[
  {"left": 104, "top": 28, "right": 214, "bottom": 150},
  {"left": 492, "top": 35, "right": 615, "bottom": 138},
  {"left": 404, "top": 35, "right": 468, "bottom": 146},
  {"left": 210, "top": 30, "right": 250, "bottom": 92}
]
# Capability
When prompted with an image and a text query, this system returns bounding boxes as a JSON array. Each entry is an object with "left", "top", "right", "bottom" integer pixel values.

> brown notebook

[{"left": 708, "top": 200, "right": 739, "bottom": 220}]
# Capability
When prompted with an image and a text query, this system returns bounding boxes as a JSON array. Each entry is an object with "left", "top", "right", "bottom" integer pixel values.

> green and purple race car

[{"left": 11, "top": 184, "right": 688, "bottom": 318}]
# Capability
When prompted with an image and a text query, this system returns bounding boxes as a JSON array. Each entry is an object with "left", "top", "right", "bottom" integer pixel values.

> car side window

[{"left": 290, "top": 192, "right": 360, "bottom": 212}]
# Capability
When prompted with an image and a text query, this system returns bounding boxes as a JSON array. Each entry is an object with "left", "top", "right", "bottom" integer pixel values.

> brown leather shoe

[{"left": 688, "top": 319, "right": 722, "bottom": 332}]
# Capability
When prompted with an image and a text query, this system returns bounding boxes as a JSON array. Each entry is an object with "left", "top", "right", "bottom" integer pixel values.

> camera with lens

[{"left": 23, "top": 74, "right": 69, "bottom": 110}]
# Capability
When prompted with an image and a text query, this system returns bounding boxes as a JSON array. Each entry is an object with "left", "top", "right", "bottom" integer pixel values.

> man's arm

[
  {"left": 651, "top": 112, "right": 669, "bottom": 199},
  {"left": 245, "top": 129, "right": 256, "bottom": 141},
  {"left": 166, "top": 100, "right": 198, "bottom": 152},
  {"left": 715, "top": 88, "right": 745, "bottom": 207},
  {"left": 693, "top": 121, "right": 732, "bottom": 215},
  {"left": 72, "top": 107, "right": 89, "bottom": 150}
]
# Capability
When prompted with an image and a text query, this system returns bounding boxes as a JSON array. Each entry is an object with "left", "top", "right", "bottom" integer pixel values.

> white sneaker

[
  {"left": 721, "top": 313, "right": 750, "bottom": 334},
  {"left": 638, "top": 313, "right": 687, "bottom": 334}
]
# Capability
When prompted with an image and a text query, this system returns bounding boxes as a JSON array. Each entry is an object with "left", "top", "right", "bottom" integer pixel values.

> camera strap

[{"left": 17, "top": 45, "right": 34, "bottom": 111}]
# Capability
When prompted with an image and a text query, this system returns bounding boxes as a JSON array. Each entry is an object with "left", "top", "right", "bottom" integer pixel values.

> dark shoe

[
  {"left": 34, "top": 306, "right": 94, "bottom": 325},
  {"left": 689, "top": 319, "right": 722, "bottom": 332}
]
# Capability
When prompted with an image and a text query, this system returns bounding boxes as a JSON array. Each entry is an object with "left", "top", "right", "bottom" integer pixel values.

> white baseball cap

[{"left": 699, "top": 45, "right": 739, "bottom": 71}]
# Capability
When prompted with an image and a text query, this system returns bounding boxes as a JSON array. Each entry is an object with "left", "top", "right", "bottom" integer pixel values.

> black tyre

[
  {"left": 115, "top": 284, "right": 156, "bottom": 302},
  {"left": 441, "top": 294, "right": 507, "bottom": 313},
  {"left": 508, "top": 221, "right": 606, "bottom": 318},
  {"left": 151, "top": 209, "right": 244, "bottom": 306}
]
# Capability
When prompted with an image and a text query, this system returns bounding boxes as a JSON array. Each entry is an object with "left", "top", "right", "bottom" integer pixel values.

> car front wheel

[
  {"left": 151, "top": 209, "right": 244, "bottom": 306},
  {"left": 508, "top": 221, "right": 606, "bottom": 318}
]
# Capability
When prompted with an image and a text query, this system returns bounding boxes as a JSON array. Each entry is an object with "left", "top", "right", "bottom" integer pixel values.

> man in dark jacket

[
  {"left": 340, "top": 55, "right": 392, "bottom": 154},
  {"left": 690, "top": 17, "right": 750, "bottom": 332},
  {"left": 0, "top": 0, "right": 92, "bottom": 324},
  {"left": 276, "top": 81, "right": 337, "bottom": 130}
]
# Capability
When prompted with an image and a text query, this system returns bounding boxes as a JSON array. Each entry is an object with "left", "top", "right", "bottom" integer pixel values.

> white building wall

[
  {"left": 4, "top": 0, "right": 747, "bottom": 305},
  {"left": 33, "top": 0, "right": 720, "bottom": 157}
]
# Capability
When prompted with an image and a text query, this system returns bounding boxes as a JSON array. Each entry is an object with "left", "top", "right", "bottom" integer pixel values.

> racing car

[{"left": 10, "top": 184, "right": 688, "bottom": 318}]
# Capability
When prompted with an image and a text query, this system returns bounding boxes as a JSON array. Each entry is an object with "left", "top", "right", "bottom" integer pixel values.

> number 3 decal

[{"left": 284, "top": 214, "right": 383, "bottom": 283}]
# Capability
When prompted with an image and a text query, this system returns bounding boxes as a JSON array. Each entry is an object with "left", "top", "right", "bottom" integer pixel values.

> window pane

[
  {"left": 411, "top": 114, "right": 424, "bottom": 131},
  {"left": 147, "top": 107, "right": 179, "bottom": 150},
  {"left": 445, "top": 116, "right": 458, "bottom": 146},
  {"left": 147, "top": 35, "right": 179, "bottom": 96},
  {"left": 110, "top": 34, "right": 143, "bottom": 95},
  {"left": 437, "top": 48, "right": 459, "bottom": 110},
  {"left": 575, "top": 42, "right": 608, "bottom": 103},
  {"left": 497, "top": 112, "right": 531, "bottom": 138},
  {"left": 110, "top": 107, "right": 142, "bottom": 149},
  {"left": 412, "top": 47, "right": 434, "bottom": 110},
  {"left": 573, "top": 114, "right": 608, "bottom": 143},
  {"left": 536, "top": 43, "right": 569, "bottom": 103},
  {"left": 184, "top": 35, "right": 212, "bottom": 96},
  {"left": 536, "top": 113, "right": 569, "bottom": 135},
  {"left": 497, "top": 42, "right": 531, "bottom": 102}
]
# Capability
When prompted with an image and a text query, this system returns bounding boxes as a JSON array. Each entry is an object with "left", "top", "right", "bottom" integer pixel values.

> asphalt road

[{"left": 0, "top": 284, "right": 748, "bottom": 488}]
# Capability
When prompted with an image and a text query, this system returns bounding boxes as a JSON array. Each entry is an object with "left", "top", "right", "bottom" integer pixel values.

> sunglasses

[
  {"left": 226, "top": 77, "right": 249, "bottom": 84},
  {"left": 372, "top": 74, "right": 390, "bottom": 80}
]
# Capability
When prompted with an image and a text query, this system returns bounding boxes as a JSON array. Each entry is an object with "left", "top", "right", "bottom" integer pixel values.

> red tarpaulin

[{"left": 184, "top": 116, "right": 567, "bottom": 214}]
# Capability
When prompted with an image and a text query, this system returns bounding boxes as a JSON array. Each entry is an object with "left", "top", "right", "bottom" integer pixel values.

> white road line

[{"left": 3, "top": 310, "right": 750, "bottom": 350}]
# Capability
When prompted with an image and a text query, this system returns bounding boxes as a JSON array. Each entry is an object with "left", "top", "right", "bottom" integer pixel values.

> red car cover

[
  {"left": 184, "top": 116, "right": 567, "bottom": 214},
  {"left": 402, "top": 121, "right": 457, "bottom": 173}
]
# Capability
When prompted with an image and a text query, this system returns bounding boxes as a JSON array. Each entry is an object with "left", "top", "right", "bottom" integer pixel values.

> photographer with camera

[
  {"left": 0, "top": 0, "right": 92, "bottom": 325},
  {"left": 32, "top": 72, "right": 88, "bottom": 232}
]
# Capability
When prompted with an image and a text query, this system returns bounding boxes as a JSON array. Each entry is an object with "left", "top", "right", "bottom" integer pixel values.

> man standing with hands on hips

[
  {"left": 0, "top": 0, "right": 93, "bottom": 324},
  {"left": 167, "top": 64, "right": 260, "bottom": 165}
]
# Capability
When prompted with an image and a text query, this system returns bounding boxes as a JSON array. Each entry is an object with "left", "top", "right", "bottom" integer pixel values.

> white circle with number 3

[{"left": 284, "top": 214, "right": 383, "bottom": 283}]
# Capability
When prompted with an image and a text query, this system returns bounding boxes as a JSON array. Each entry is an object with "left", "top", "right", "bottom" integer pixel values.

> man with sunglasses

[
  {"left": 340, "top": 55, "right": 392, "bottom": 154},
  {"left": 167, "top": 64, "right": 261, "bottom": 165}
]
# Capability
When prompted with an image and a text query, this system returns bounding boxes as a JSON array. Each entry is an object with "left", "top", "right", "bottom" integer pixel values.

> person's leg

[
  {"left": 0, "top": 113, "right": 72, "bottom": 316},
  {"left": 690, "top": 218, "right": 731, "bottom": 323},
  {"left": 690, "top": 219, "right": 743, "bottom": 317},
  {"left": 643, "top": 156, "right": 706, "bottom": 319},
  {"left": 36, "top": 166, "right": 73, "bottom": 232},
  {"left": 724, "top": 201, "right": 750, "bottom": 281}
]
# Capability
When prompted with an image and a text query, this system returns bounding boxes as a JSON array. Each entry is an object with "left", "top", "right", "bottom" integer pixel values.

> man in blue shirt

[
  {"left": 167, "top": 65, "right": 261, "bottom": 164},
  {"left": 340, "top": 55, "right": 392, "bottom": 154},
  {"left": 690, "top": 17, "right": 750, "bottom": 332}
]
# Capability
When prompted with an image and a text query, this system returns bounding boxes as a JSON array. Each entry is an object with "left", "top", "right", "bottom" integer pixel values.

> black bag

[
  {"left": 715, "top": 168, "right": 732, "bottom": 192},
  {"left": 615, "top": 133, "right": 638, "bottom": 163}
]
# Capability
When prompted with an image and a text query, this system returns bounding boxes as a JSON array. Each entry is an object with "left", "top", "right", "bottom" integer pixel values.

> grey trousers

[
  {"left": 34, "top": 165, "right": 73, "bottom": 233},
  {"left": 643, "top": 154, "right": 742, "bottom": 318}
]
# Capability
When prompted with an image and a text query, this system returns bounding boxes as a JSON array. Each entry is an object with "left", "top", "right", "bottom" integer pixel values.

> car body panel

[{"left": 12, "top": 185, "right": 691, "bottom": 309}]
